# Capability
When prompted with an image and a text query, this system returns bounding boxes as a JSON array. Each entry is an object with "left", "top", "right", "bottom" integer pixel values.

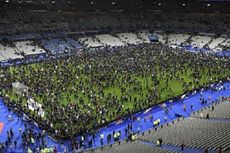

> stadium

[{"left": 0, "top": 0, "right": 230, "bottom": 152}]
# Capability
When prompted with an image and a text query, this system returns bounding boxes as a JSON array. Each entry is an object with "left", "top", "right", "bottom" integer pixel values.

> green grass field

[{"left": 0, "top": 46, "right": 229, "bottom": 137}]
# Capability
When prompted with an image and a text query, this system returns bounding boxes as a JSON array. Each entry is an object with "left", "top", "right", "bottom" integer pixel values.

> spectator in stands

[
  {"left": 137, "top": 126, "right": 140, "bottom": 133},
  {"left": 206, "top": 113, "right": 210, "bottom": 119},
  {"left": 0, "top": 143, "right": 5, "bottom": 152},
  {"left": 218, "top": 146, "right": 223, "bottom": 153},
  {"left": 7, "top": 114, "right": 13, "bottom": 122},
  {"left": 164, "top": 116, "right": 167, "bottom": 122},
  {"left": 53, "top": 146, "right": 58, "bottom": 153},
  {"left": 212, "top": 105, "right": 215, "bottom": 111},
  {"left": 200, "top": 112, "right": 204, "bottom": 118},
  {"left": 100, "top": 134, "right": 104, "bottom": 145},
  {"left": 181, "top": 142, "right": 185, "bottom": 151},
  {"left": 13, "top": 140, "right": 17, "bottom": 149},
  {"left": 159, "top": 138, "right": 163, "bottom": 146},
  {"left": 156, "top": 140, "right": 160, "bottom": 146},
  {"left": 88, "top": 140, "right": 92, "bottom": 148},
  {"left": 183, "top": 104, "right": 187, "bottom": 112},
  {"left": 107, "top": 134, "right": 111, "bottom": 144},
  {"left": 190, "top": 103, "right": 194, "bottom": 110}
]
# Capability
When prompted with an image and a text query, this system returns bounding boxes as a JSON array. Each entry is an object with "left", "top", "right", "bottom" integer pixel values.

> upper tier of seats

[{"left": 1, "top": 11, "right": 230, "bottom": 35}]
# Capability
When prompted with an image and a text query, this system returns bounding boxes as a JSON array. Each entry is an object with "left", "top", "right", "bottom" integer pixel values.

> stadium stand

[
  {"left": 138, "top": 31, "right": 151, "bottom": 43},
  {"left": 192, "top": 101, "right": 230, "bottom": 120},
  {"left": 0, "top": 0, "right": 229, "bottom": 152},
  {"left": 116, "top": 33, "right": 143, "bottom": 45},
  {"left": 167, "top": 34, "right": 190, "bottom": 46},
  {"left": 15, "top": 41, "right": 46, "bottom": 56},
  {"left": 85, "top": 141, "right": 178, "bottom": 153},
  {"left": 208, "top": 36, "right": 227, "bottom": 49},
  {"left": 79, "top": 37, "right": 104, "bottom": 48},
  {"left": 221, "top": 38, "right": 230, "bottom": 48},
  {"left": 64, "top": 37, "right": 83, "bottom": 49},
  {"left": 0, "top": 43, "right": 23, "bottom": 61},
  {"left": 190, "top": 35, "right": 213, "bottom": 48},
  {"left": 140, "top": 101, "right": 230, "bottom": 151},
  {"left": 154, "top": 33, "right": 165, "bottom": 44},
  {"left": 95, "top": 34, "right": 124, "bottom": 47},
  {"left": 40, "top": 38, "right": 75, "bottom": 54}
]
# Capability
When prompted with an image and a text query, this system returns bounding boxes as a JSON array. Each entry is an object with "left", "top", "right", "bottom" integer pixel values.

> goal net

[{"left": 12, "top": 81, "right": 28, "bottom": 96}]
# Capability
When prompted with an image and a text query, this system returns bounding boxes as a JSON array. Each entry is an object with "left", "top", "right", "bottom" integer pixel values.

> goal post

[{"left": 12, "top": 81, "right": 29, "bottom": 97}]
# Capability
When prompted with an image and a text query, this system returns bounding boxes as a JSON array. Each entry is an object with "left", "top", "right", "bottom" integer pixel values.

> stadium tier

[{"left": 0, "top": 1, "right": 230, "bottom": 153}]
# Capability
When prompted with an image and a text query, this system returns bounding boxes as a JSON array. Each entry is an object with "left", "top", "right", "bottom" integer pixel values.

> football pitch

[{"left": 0, "top": 44, "right": 229, "bottom": 138}]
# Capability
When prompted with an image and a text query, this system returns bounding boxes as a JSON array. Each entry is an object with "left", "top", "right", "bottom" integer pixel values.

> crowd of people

[
  {"left": 0, "top": 119, "right": 59, "bottom": 153},
  {"left": 0, "top": 43, "right": 229, "bottom": 140}
]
